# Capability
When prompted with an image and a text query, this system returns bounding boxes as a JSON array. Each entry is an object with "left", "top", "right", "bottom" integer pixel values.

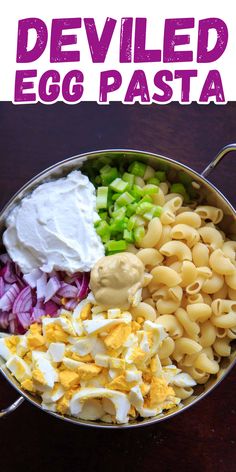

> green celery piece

[
  {"left": 142, "top": 184, "right": 159, "bottom": 195},
  {"left": 154, "top": 205, "right": 163, "bottom": 217},
  {"left": 147, "top": 177, "right": 160, "bottom": 185},
  {"left": 128, "top": 161, "right": 147, "bottom": 177},
  {"left": 126, "top": 203, "right": 138, "bottom": 217},
  {"left": 112, "top": 206, "right": 126, "bottom": 220},
  {"left": 101, "top": 166, "right": 119, "bottom": 186},
  {"left": 116, "top": 191, "right": 135, "bottom": 206},
  {"left": 123, "top": 229, "right": 134, "bottom": 243},
  {"left": 110, "top": 178, "right": 129, "bottom": 193},
  {"left": 110, "top": 219, "right": 126, "bottom": 233},
  {"left": 112, "top": 193, "right": 121, "bottom": 201},
  {"left": 130, "top": 185, "right": 143, "bottom": 200},
  {"left": 99, "top": 211, "right": 108, "bottom": 221},
  {"left": 178, "top": 171, "right": 192, "bottom": 186},
  {"left": 134, "top": 226, "right": 145, "bottom": 244},
  {"left": 96, "top": 187, "right": 108, "bottom": 209},
  {"left": 95, "top": 220, "right": 110, "bottom": 236},
  {"left": 136, "top": 202, "right": 154, "bottom": 215},
  {"left": 127, "top": 215, "right": 146, "bottom": 231},
  {"left": 139, "top": 195, "right": 153, "bottom": 204},
  {"left": 170, "top": 183, "right": 186, "bottom": 196},
  {"left": 122, "top": 172, "right": 135, "bottom": 189},
  {"left": 105, "top": 240, "right": 127, "bottom": 252},
  {"left": 155, "top": 171, "right": 166, "bottom": 182}
]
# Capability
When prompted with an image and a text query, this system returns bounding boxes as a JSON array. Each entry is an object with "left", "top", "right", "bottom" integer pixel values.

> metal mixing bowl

[{"left": 0, "top": 145, "right": 236, "bottom": 427}]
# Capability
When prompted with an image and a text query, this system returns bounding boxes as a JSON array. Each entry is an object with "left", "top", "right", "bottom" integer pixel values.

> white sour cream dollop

[{"left": 3, "top": 170, "right": 105, "bottom": 274}]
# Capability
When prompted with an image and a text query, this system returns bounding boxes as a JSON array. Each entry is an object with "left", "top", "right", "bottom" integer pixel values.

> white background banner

[{"left": 0, "top": 0, "right": 235, "bottom": 103}]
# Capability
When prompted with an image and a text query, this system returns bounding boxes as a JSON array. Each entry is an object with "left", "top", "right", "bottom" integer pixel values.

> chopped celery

[
  {"left": 116, "top": 192, "right": 135, "bottom": 206},
  {"left": 136, "top": 202, "right": 154, "bottom": 215},
  {"left": 110, "top": 219, "right": 126, "bottom": 233},
  {"left": 143, "top": 205, "right": 162, "bottom": 221},
  {"left": 105, "top": 240, "right": 127, "bottom": 252},
  {"left": 123, "top": 229, "right": 134, "bottom": 243},
  {"left": 110, "top": 178, "right": 128, "bottom": 193},
  {"left": 142, "top": 184, "right": 159, "bottom": 195},
  {"left": 130, "top": 184, "right": 143, "bottom": 200},
  {"left": 122, "top": 172, "right": 135, "bottom": 189},
  {"left": 128, "top": 161, "right": 147, "bottom": 177},
  {"left": 99, "top": 211, "right": 108, "bottom": 221},
  {"left": 112, "top": 193, "right": 121, "bottom": 201},
  {"left": 170, "top": 183, "right": 186, "bottom": 196},
  {"left": 112, "top": 207, "right": 126, "bottom": 220},
  {"left": 155, "top": 171, "right": 166, "bottom": 182},
  {"left": 178, "top": 171, "right": 192, "bottom": 186},
  {"left": 147, "top": 177, "right": 160, "bottom": 185},
  {"left": 139, "top": 195, "right": 153, "bottom": 204},
  {"left": 126, "top": 203, "right": 138, "bottom": 217},
  {"left": 96, "top": 187, "right": 108, "bottom": 209},
  {"left": 127, "top": 215, "right": 146, "bottom": 231},
  {"left": 100, "top": 166, "right": 119, "bottom": 185},
  {"left": 134, "top": 226, "right": 145, "bottom": 244}
]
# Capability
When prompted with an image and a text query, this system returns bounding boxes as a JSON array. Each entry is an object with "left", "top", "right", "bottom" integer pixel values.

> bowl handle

[
  {"left": 201, "top": 143, "right": 236, "bottom": 178},
  {"left": 0, "top": 396, "right": 24, "bottom": 418}
]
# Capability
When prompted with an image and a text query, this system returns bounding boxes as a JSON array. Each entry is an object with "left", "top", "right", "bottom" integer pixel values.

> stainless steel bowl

[{"left": 1, "top": 145, "right": 236, "bottom": 428}]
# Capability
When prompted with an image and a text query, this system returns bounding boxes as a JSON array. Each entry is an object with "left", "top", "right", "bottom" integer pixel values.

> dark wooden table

[{"left": 0, "top": 103, "right": 236, "bottom": 472}]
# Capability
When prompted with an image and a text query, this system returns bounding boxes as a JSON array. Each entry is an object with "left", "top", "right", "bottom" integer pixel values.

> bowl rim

[{"left": 0, "top": 147, "right": 235, "bottom": 429}]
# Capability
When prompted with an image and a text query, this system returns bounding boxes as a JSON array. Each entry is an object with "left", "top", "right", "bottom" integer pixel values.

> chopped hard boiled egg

[{"left": 1, "top": 295, "right": 196, "bottom": 424}]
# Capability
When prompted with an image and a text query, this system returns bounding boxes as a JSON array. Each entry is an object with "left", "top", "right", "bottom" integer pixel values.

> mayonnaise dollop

[{"left": 3, "top": 170, "right": 105, "bottom": 274}]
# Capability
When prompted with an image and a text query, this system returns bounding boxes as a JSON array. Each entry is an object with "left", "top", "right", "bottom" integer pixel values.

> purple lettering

[
  {"left": 124, "top": 70, "right": 150, "bottom": 102},
  {"left": 199, "top": 70, "right": 225, "bottom": 103},
  {"left": 99, "top": 70, "right": 122, "bottom": 102},
  {"left": 197, "top": 18, "right": 228, "bottom": 63},
  {"left": 120, "top": 18, "right": 133, "bottom": 63},
  {"left": 16, "top": 18, "right": 48, "bottom": 63},
  {"left": 84, "top": 17, "right": 116, "bottom": 63},
  {"left": 50, "top": 18, "right": 81, "bottom": 63},
  {"left": 163, "top": 18, "right": 194, "bottom": 62},
  {"left": 14, "top": 70, "right": 37, "bottom": 102},
  {"left": 153, "top": 70, "right": 173, "bottom": 102},
  {"left": 62, "top": 70, "right": 84, "bottom": 102},
  {"left": 38, "top": 70, "right": 60, "bottom": 102},
  {"left": 175, "top": 69, "right": 198, "bottom": 102},
  {"left": 134, "top": 18, "right": 161, "bottom": 62}
]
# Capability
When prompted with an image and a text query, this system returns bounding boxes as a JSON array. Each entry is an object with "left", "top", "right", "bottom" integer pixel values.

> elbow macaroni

[{"left": 133, "top": 181, "right": 236, "bottom": 402}]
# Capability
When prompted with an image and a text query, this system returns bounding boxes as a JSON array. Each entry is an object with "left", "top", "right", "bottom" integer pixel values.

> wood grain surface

[{"left": 0, "top": 102, "right": 236, "bottom": 472}]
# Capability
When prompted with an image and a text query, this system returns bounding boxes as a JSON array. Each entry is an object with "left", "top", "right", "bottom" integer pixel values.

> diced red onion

[
  {"left": 78, "top": 272, "right": 90, "bottom": 299},
  {"left": 64, "top": 299, "right": 77, "bottom": 311},
  {"left": 9, "top": 318, "right": 18, "bottom": 334},
  {"left": 0, "top": 262, "right": 17, "bottom": 284},
  {"left": 16, "top": 311, "right": 31, "bottom": 330},
  {"left": 0, "top": 312, "right": 9, "bottom": 330},
  {"left": 45, "top": 276, "right": 61, "bottom": 302},
  {"left": 44, "top": 301, "right": 58, "bottom": 316},
  {"left": 57, "top": 282, "right": 78, "bottom": 299},
  {"left": 30, "top": 308, "right": 45, "bottom": 323},
  {"left": 0, "top": 284, "right": 21, "bottom": 311},
  {"left": 52, "top": 295, "right": 62, "bottom": 305},
  {"left": 23, "top": 268, "right": 42, "bottom": 288},
  {"left": 36, "top": 273, "right": 47, "bottom": 300},
  {"left": 0, "top": 277, "right": 5, "bottom": 298},
  {"left": 0, "top": 254, "right": 10, "bottom": 264},
  {"left": 13, "top": 286, "right": 33, "bottom": 314}
]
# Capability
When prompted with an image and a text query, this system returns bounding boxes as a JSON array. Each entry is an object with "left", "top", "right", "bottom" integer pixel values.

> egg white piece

[
  {"left": 48, "top": 343, "right": 65, "bottom": 362},
  {"left": 42, "top": 384, "right": 65, "bottom": 403},
  {"left": 70, "top": 388, "right": 130, "bottom": 424},
  {"left": 6, "top": 355, "right": 31, "bottom": 382},
  {"left": 34, "top": 357, "right": 58, "bottom": 388},
  {"left": 0, "top": 338, "right": 13, "bottom": 361}
]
